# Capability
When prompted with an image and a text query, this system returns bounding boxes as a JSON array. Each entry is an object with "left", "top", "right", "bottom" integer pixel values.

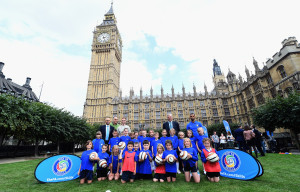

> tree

[
  {"left": 206, "top": 123, "right": 239, "bottom": 136},
  {"left": 252, "top": 92, "right": 300, "bottom": 149}
]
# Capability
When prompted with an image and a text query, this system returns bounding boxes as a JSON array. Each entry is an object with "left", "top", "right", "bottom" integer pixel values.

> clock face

[{"left": 97, "top": 33, "right": 110, "bottom": 43}]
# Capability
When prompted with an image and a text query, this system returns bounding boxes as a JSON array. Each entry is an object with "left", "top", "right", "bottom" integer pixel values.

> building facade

[
  {"left": 0, "top": 62, "right": 39, "bottom": 101},
  {"left": 83, "top": 3, "right": 122, "bottom": 123},
  {"left": 83, "top": 4, "right": 300, "bottom": 131}
]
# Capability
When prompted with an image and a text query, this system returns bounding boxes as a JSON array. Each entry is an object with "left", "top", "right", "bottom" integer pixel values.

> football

[
  {"left": 89, "top": 152, "right": 98, "bottom": 161},
  {"left": 166, "top": 154, "right": 176, "bottom": 164},
  {"left": 118, "top": 142, "right": 126, "bottom": 150},
  {"left": 207, "top": 152, "right": 219, "bottom": 163},
  {"left": 139, "top": 151, "right": 147, "bottom": 160},
  {"left": 99, "top": 159, "right": 108, "bottom": 168},
  {"left": 179, "top": 151, "right": 188, "bottom": 160},
  {"left": 155, "top": 155, "right": 163, "bottom": 164}
]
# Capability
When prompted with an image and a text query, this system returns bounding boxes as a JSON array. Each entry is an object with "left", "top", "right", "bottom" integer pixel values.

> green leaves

[
  {"left": 0, "top": 93, "right": 91, "bottom": 147},
  {"left": 252, "top": 91, "right": 300, "bottom": 133}
]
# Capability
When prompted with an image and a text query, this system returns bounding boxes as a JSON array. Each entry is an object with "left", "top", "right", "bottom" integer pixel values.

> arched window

[{"left": 277, "top": 65, "right": 287, "bottom": 78}]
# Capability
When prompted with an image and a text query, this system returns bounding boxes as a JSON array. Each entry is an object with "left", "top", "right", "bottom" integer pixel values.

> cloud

[
  {"left": 155, "top": 64, "right": 166, "bottom": 76},
  {"left": 1, "top": 0, "right": 300, "bottom": 117},
  {"left": 120, "top": 56, "right": 162, "bottom": 96},
  {"left": 168, "top": 65, "right": 177, "bottom": 72}
]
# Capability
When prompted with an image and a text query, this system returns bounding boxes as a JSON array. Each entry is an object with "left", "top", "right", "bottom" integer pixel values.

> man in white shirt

[{"left": 117, "top": 117, "right": 131, "bottom": 135}]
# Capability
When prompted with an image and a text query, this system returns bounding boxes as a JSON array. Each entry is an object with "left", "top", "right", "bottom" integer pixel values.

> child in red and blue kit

[
  {"left": 201, "top": 138, "right": 221, "bottom": 182},
  {"left": 108, "top": 145, "right": 121, "bottom": 181},
  {"left": 92, "top": 131, "right": 105, "bottom": 153},
  {"left": 162, "top": 140, "right": 178, "bottom": 182},
  {"left": 135, "top": 140, "right": 153, "bottom": 180},
  {"left": 182, "top": 138, "right": 200, "bottom": 183},
  {"left": 96, "top": 144, "right": 109, "bottom": 181},
  {"left": 78, "top": 140, "right": 96, "bottom": 184},
  {"left": 108, "top": 130, "right": 120, "bottom": 153},
  {"left": 153, "top": 144, "right": 166, "bottom": 182},
  {"left": 121, "top": 141, "right": 136, "bottom": 183}
]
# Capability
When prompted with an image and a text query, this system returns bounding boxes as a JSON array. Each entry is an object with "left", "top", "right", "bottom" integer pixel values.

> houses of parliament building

[{"left": 83, "top": 3, "right": 300, "bottom": 131}]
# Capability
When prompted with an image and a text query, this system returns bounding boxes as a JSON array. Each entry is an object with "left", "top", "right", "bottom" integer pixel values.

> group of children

[{"left": 78, "top": 127, "right": 221, "bottom": 184}]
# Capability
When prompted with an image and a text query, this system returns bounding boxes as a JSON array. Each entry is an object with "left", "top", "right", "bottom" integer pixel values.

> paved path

[
  {"left": 0, "top": 156, "right": 42, "bottom": 165},
  {"left": 0, "top": 152, "right": 84, "bottom": 165}
]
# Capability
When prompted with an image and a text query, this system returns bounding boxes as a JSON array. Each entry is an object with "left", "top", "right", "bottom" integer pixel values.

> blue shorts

[{"left": 79, "top": 170, "right": 93, "bottom": 180}]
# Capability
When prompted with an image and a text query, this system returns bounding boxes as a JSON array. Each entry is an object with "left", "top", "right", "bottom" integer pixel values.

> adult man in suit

[
  {"left": 234, "top": 125, "right": 246, "bottom": 151},
  {"left": 99, "top": 117, "right": 114, "bottom": 144},
  {"left": 163, "top": 113, "right": 180, "bottom": 136}
]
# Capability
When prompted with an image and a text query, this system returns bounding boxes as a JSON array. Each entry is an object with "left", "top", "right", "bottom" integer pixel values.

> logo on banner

[
  {"left": 221, "top": 151, "right": 241, "bottom": 172},
  {"left": 52, "top": 157, "right": 72, "bottom": 176}
]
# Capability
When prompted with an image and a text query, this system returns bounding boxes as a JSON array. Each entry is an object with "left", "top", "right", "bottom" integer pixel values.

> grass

[{"left": 0, "top": 153, "right": 299, "bottom": 192}]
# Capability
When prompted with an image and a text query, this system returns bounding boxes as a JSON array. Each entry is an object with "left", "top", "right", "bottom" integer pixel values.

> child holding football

[
  {"left": 162, "top": 140, "right": 178, "bottom": 182},
  {"left": 201, "top": 138, "right": 221, "bottom": 182},
  {"left": 182, "top": 138, "right": 200, "bottom": 183},
  {"left": 153, "top": 144, "right": 166, "bottom": 182},
  {"left": 135, "top": 140, "right": 153, "bottom": 180},
  {"left": 78, "top": 140, "right": 96, "bottom": 184},
  {"left": 96, "top": 144, "right": 109, "bottom": 181},
  {"left": 121, "top": 141, "right": 136, "bottom": 183}
]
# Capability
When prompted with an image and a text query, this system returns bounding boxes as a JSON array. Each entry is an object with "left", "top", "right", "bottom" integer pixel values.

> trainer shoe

[{"left": 177, "top": 170, "right": 181, "bottom": 174}]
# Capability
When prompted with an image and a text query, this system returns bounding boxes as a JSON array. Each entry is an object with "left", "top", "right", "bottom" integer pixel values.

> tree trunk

[
  {"left": 290, "top": 129, "right": 300, "bottom": 150},
  {"left": 73, "top": 142, "right": 75, "bottom": 154},
  {"left": 57, "top": 140, "right": 60, "bottom": 154},
  {"left": 13, "top": 140, "right": 21, "bottom": 157},
  {"left": 0, "top": 129, "right": 7, "bottom": 147},
  {"left": 35, "top": 138, "right": 39, "bottom": 157}
]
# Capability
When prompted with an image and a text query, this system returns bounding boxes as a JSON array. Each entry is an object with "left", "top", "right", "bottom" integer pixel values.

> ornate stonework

[{"left": 83, "top": 4, "right": 300, "bottom": 131}]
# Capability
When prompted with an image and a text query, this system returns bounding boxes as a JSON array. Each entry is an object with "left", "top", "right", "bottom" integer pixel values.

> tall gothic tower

[
  {"left": 212, "top": 59, "right": 228, "bottom": 94},
  {"left": 83, "top": 3, "right": 122, "bottom": 124}
]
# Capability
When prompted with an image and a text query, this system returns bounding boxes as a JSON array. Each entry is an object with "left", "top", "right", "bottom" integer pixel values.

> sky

[{"left": 0, "top": 0, "right": 299, "bottom": 116}]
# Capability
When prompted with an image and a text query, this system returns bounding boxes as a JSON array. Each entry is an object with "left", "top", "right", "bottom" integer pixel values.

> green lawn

[{"left": 0, "top": 154, "right": 299, "bottom": 192}]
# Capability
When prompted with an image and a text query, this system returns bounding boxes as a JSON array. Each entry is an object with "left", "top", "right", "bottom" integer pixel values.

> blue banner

[
  {"left": 35, "top": 154, "right": 81, "bottom": 183},
  {"left": 218, "top": 149, "right": 262, "bottom": 180},
  {"left": 202, "top": 126, "right": 209, "bottom": 137},
  {"left": 222, "top": 120, "right": 232, "bottom": 134},
  {"left": 256, "top": 159, "right": 264, "bottom": 177},
  {"left": 266, "top": 131, "right": 274, "bottom": 137}
]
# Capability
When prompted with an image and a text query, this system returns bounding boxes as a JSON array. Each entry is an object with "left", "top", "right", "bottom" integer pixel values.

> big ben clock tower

[{"left": 83, "top": 2, "right": 122, "bottom": 124}]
